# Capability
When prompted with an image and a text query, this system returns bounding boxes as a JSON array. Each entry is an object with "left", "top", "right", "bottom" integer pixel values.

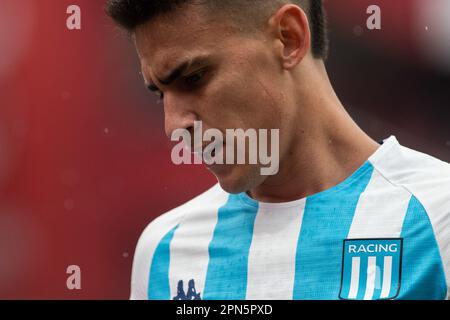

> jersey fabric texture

[{"left": 130, "top": 136, "right": 450, "bottom": 300}]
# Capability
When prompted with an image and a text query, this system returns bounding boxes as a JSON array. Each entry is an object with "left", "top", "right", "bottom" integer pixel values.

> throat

[{"left": 247, "top": 133, "right": 380, "bottom": 203}]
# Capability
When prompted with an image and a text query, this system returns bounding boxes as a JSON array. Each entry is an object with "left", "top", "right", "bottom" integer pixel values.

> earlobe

[{"left": 273, "top": 5, "right": 311, "bottom": 69}]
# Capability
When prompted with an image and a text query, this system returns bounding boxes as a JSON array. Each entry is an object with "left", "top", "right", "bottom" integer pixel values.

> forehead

[{"left": 134, "top": 5, "right": 234, "bottom": 77}]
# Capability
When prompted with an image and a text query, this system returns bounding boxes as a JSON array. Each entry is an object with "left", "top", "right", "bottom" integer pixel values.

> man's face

[{"left": 135, "top": 5, "right": 293, "bottom": 194}]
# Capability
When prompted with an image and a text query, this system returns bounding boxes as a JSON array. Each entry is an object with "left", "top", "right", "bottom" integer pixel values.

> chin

[
  {"left": 213, "top": 164, "right": 262, "bottom": 195},
  {"left": 217, "top": 179, "right": 247, "bottom": 194}
]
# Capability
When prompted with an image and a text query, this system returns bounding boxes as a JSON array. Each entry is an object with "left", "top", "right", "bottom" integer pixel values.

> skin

[{"left": 134, "top": 3, "right": 380, "bottom": 202}]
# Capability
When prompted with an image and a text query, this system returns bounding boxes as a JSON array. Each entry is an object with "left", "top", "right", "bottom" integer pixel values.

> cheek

[
  {"left": 196, "top": 78, "right": 248, "bottom": 128},
  {"left": 199, "top": 51, "right": 283, "bottom": 130},
  {"left": 204, "top": 77, "right": 280, "bottom": 129}
]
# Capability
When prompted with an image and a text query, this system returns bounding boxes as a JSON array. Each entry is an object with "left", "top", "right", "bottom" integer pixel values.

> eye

[{"left": 185, "top": 70, "right": 206, "bottom": 86}]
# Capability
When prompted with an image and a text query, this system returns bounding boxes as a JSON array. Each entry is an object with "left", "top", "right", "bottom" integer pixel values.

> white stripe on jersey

[
  {"left": 347, "top": 168, "right": 411, "bottom": 238},
  {"left": 348, "top": 257, "right": 360, "bottom": 299},
  {"left": 168, "top": 187, "right": 228, "bottom": 299},
  {"left": 380, "top": 256, "right": 393, "bottom": 298},
  {"left": 246, "top": 199, "right": 306, "bottom": 300},
  {"left": 363, "top": 256, "right": 377, "bottom": 300}
]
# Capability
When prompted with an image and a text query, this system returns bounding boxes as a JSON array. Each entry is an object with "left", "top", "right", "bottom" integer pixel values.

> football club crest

[{"left": 339, "top": 238, "right": 402, "bottom": 300}]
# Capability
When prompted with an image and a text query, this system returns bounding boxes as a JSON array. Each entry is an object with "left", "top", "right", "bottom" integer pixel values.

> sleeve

[
  {"left": 129, "top": 209, "right": 185, "bottom": 300},
  {"left": 374, "top": 144, "right": 450, "bottom": 299}
]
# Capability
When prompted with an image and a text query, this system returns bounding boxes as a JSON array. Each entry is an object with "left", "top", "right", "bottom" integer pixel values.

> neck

[{"left": 248, "top": 61, "right": 380, "bottom": 203}]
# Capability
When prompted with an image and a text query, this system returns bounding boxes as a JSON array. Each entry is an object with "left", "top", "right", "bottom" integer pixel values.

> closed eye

[
  {"left": 184, "top": 70, "right": 206, "bottom": 87},
  {"left": 146, "top": 68, "right": 208, "bottom": 104}
]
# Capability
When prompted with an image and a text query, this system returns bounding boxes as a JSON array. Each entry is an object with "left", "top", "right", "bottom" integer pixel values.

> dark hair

[{"left": 106, "top": 0, "right": 329, "bottom": 59}]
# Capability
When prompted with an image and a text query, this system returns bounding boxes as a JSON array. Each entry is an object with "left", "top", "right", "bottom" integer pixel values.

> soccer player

[{"left": 106, "top": 0, "right": 450, "bottom": 300}]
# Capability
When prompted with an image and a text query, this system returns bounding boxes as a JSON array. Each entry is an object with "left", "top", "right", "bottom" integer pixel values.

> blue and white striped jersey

[{"left": 130, "top": 136, "right": 450, "bottom": 300}]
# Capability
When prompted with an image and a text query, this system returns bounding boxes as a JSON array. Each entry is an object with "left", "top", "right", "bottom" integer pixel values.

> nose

[{"left": 163, "top": 93, "right": 196, "bottom": 140}]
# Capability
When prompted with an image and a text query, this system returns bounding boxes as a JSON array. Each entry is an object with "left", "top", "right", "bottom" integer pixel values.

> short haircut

[{"left": 106, "top": 0, "right": 329, "bottom": 59}]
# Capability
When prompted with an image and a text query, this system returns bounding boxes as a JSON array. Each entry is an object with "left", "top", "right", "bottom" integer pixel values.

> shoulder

[
  {"left": 136, "top": 183, "right": 226, "bottom": 252},
  {"left": 369, "top": 137, "right": 450, "bottom": 210},
  {"left": 129, "top": 183, "right": 227, "bottom": 299},
  {"left": 370, "top": 137, "right": 450, "bottom": 298}
]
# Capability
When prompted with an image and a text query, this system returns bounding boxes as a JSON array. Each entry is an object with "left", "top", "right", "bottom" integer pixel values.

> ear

[{"left": 269, "top": 4, "right": 311, "bottom": 69}]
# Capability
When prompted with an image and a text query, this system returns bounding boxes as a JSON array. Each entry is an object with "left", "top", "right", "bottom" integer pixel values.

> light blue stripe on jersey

[
  {"left": 293, "top": 161, "right": 375, "bottom": 299},
  {"left": 148, "top": 225, "right": 179, "bottom": 300},
  {"left": 399, "top": 196, "right": 447, "bottom": 299},
  {"left": 203, "top": 194, "right": 258, "bottom": 300}
]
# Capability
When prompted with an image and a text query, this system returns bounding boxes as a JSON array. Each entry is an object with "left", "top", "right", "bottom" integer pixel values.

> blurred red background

[{"left": 0, "top": 0, "right": 449, "bottom": 299}]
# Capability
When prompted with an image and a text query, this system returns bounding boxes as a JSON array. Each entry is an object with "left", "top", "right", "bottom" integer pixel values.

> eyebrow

[{"left": 146, "top": 55, "right": 211, "bottom": 91}]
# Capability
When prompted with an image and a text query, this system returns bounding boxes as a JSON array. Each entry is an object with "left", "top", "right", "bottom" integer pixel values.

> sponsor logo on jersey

[
  {"left": 172, "top": 279, "right": 202, "bottom": 300},
  {"left": 339, "top": 238, "right": 402, "bottom": 300}
]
